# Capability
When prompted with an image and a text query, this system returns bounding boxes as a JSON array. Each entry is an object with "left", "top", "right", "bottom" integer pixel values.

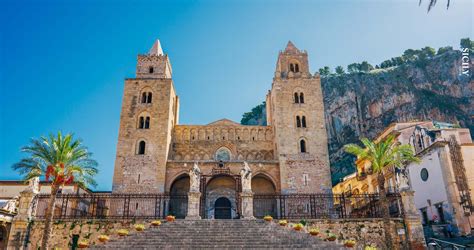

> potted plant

[
  {"left": 151, "top": 220, "right": 162, "bottom": 226},
  {"left": 326, "top": 233, "right": 337, "bottom": 241},
  {"left": 134, "top": 224, "right": 145, "bottom": 231},
  {"left": 309, "top": 228, "right": 320, "bottom": 236},
  {"left": 344, "top": 240, "right": 356, "bottom": 248},
  {"left": 78, "top": 240, "right": 89, "bottom": 248},
  {"left": 293, "top": 223, "right": 304, "bottom": 231},
  {"left": 166, "top": 215, "right": 176, "bottom": 222},
  {"left": 117, "top": 229, "right": 129, "bottom": 236},
  {"left": 278, "top": 220, "right": 288, "bottom": 226},
  {"left": 364, "top": 246, "right": 377, "bottom": 250},
  {"left": 98, "top": 235, "right": 110, "bottom": 243},
  {"left": 263, "top": 215, "right": 273, "bottom": 222}
]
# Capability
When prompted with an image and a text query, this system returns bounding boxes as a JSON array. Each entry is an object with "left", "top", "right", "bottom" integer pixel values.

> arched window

[
  {"left": 149, "top": 66, "right": 154, "bottom": 73},
  {"left": 300, "top": 139, "right": 306, "bottom": 153},
  {"left": 294, "top": 93, "right": 299, "bottom": 103},
  {"left": 141, "top": 92, "right": 153, "bottom": 103},
  {"left": 138, "top": 117, "right": 145, "bottom": 129},
  {"left": 145, "top": 117, "right": 150, "bottom": 129},
  {"left": 301, "top": 116, "right": 306, "bottom": 128},
  {"left": 147, "top": 92, "right": 152, "bottom": 103},
  {"left": 299, "top": 93, "right": 304, "bottom": 103},
  {"left": 215, "top": 147, "right": 231, "bottom": 161},
  {"left": 295, "top": 64, "right": 299, "bottom": 73},
  {"left": 137, "top": 141, "right": 146, "bottom": 155},
  {"left": 296, "top": 116, "right": 301, "bottom": 128},
  {"left": 290, "top": 63, "right": 295, "bottom": 72}
]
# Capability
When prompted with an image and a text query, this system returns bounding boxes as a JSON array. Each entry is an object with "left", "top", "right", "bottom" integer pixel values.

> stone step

[{"left": 89, "top": 220, "right": 343, "bottom": 249}]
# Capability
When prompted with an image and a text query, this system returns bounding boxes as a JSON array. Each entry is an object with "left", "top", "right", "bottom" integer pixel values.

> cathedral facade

[{"left": 112, "top": 40, "right": 332, "bottom": 218}]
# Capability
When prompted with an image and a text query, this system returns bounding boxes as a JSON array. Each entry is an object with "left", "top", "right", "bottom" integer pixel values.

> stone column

[
  {"left": 400, "top": 190, "right": 427, "bottom": 250},
  {"left": 7, "top": 189, "right": 38, "bottom": 250},
  {"left": 240, "top": 191, "right": 255, "bottom": 219},
  {"left": 186, "top": 191, "right": 201, "bottom": 220}
]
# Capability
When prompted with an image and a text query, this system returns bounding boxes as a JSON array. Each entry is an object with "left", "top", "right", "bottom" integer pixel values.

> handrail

[{"left": 427, "top": 237, "right": 468, "bottom": 249}]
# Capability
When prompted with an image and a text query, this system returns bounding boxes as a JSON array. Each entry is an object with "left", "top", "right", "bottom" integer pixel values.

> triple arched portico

[{"left": 168, "top": 168, "right": 277, "bottom": 219}]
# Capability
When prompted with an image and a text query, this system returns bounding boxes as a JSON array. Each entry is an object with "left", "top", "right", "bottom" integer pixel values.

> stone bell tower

[
  {"left": 112, "top": 39, "right": 179, "bottom": 193},
  {"left": 266, "top": 41, "right": 332, "bottom": 193}
]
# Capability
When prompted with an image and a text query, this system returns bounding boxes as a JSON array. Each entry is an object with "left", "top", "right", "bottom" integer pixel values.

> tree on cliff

[
  {"left": 13, "top": 132, "right": 98, "bottom": 250},
  {"left": 344, "top": 135, "right": 420, "bottom": 247}
]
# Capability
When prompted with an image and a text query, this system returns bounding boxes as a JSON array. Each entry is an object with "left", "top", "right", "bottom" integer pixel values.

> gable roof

[{"left": 206, "top": 119, "right": 241, "bottom": 126}]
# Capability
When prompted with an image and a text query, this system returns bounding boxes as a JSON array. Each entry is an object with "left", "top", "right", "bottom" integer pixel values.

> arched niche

[
  {"left": 169, "top": 174, "right": 189, "bottom": 218},
  {"left": 205, "top": 175, "right": 237, "bottom": 219}
]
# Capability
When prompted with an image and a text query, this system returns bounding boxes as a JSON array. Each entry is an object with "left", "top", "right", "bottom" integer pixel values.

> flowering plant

[
  {"left": 364, "top": 246, "right": 377, "bottom": 250},
  {"left": 344, "top": 240, "right": 356, "bottom": 247},
  {"left": 117, "top": 229, "right": 129, "bottom": 236},
  {"left": 309, "top": 228, "right": 320, "bottom": 236},
  {"left": 263, "top": 215, "right": 273, "bottom": 221},
  {"left": 78, "top": 240, "right": 89, "bottom": 248},
  {"left": 98, "top": 235, "right": 110, "bottom": 242},
  {"left": 293, "top": 223, "right": 304, "bottom": 231},
  {"left": 326, "top": 233, "right": 337, "bottom": 241},
  {"left": 278, "top": 220, "right": 288, "bottom": 226},
  {"left": 166, "top": 215, "right": 176, "bottom": 222},
  {"left": 134, "top": 224, "right": 145, "bottom": 231},
  {"left": 151, "top": 220, "right": 162, "bottom": 226}
]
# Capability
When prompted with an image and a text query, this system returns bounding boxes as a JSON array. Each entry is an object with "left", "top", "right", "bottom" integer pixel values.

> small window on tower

[
  {"left": 302, "top": 116, "right": 306, "bottom": 128},
  {"left": 296, "top": 116, "right": 301, "bottom": 128},
  {"left": 290, "top": 63, "right": 295, "bottom": 72},
  {"left": 141, "top": 92, "right": 147, "bottom": 103},
  {"left": 295, "top": 64, "right": 299, "bottom": 73},
  {"left": 294, "top": 93, "right": 299, "bottom": 103},
  {"left": 144, "top": 117, "right": 150, "bottom": 129},
  {"left": 137, "top": 141, "right": 146, "bottom": 155},
  {"left": 149, "top": 66, "right": 154, "bottom": 73},
  {"left": 147, "top": 92, "right": 152, "bottom": 103},
  {"left": 300, "top": 139, "right": 306, "bottom": 153},
  {"left": 299, "top": 93, "right": 304, "bottom": 103},
  {"left": 138, "top": 117, "right": 145, "bottom": 129}
]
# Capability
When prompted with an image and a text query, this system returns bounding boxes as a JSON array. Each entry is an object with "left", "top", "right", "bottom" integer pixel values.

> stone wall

[
  {"left": 26, "top": 219, "right": 153, "bottom": 249},
  {"left": 288, "top": 218, "right": 406, "bottom": 249},
  {"left": 24, "top": 218, "right": 406, "bottom": 249}
]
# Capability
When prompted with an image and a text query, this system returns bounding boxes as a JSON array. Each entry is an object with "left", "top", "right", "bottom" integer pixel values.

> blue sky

[{"left": 0, "top": 0, "right": 472, "bottom": 191}]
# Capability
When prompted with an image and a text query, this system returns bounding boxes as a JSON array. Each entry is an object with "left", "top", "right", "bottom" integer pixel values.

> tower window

[
  {"left": 300, "top": 139, "right": 306, "bottom": 153},
  {"left": 302, "top": 116, "right": 306, "bottom": 128},
  {"left": 296, "top": 116, "right": 301, "bottom": 128},
  {"left": 149, "top": 67, "right": 154, "bottom": 73},
  {"left": 299, "top": 93, "right": 304, "bottom": 103},
  {"left": 290, "top": 63, "right": 295, "bottom": 72},
  {"left": 294, "top": 93, "right": 299, "bottom": 103},
  {"left": 295, "top": 64, "right": 299, "bottom": 73},
  {"left": 138, "top": 117, "right": 145, "bottom": 129},
  {"left": 144, "top": 117, "right": 150, "bottom": 129},
  {"left": 138, "top": 116, "right": 150, "bottom": 129},
  {"left": 141, "top": 92, "right": 153, "bottom": 103},
  {"left": 137, "top": 141, "right": 146, "bottom": 155}
]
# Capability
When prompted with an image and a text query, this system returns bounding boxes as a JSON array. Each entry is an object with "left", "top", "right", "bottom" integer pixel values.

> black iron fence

[
  {"left": 34, "top": 193, "right": 187, "bottom": 220},
  {"left": 33, "top": 192, "right": 402, "bottom": 220},
  {"left": 253, "top": 193, "right": 403, "bottom": 219}
]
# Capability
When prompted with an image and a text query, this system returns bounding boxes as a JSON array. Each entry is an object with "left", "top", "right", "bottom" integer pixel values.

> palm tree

[
  {"left": 420, "top": 0, "right": 451, "bottom": 12},
  {"left": 344, "top": 134, "right": 420, "bottom": 247},
  {"left": 13, "top": 132, "right": 98, "bottom": 250}
]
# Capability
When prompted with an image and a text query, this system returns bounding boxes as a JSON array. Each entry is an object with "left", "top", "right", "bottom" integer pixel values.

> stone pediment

[{"left": 206, "top": 119, "right": 241, "bottom": 126}]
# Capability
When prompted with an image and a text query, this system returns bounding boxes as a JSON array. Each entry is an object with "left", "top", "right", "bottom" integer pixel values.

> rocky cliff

[{"left": 242, "top": 49, "right": 473, "bottom": 185}]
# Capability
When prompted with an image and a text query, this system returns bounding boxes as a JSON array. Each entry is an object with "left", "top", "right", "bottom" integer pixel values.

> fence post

[{"left": 399, "top": 190, "right": 427, "bottom": 250}]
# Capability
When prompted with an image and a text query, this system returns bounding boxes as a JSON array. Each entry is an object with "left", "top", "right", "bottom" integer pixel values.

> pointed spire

[
  {"left": 149, "top": 39, "right": 164, "bottom": 56},
  {"left": 284, "top": 40, "right": 300, "bottom": 53}
]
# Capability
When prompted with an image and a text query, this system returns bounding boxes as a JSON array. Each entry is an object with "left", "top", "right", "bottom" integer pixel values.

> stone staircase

[{"left": 90, "top": 220, "right": 344, "bottom": 249}]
